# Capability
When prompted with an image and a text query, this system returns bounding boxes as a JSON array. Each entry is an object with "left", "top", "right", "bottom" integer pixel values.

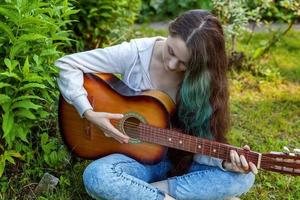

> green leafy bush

[
  {"left": 0, "top": 0, "right": 76, "bottom": 180},
  {"left": 247, "top": 0, "right": 300, "bottom": 22},
  {"left": 69, "top": 0, "right": 141, "bottom": 51},
  {"left": 212, "top": 0, "right": 299, "bottom": 78},
  {"left": 138, "top": 0, "right": 212, "bottom": 22},
  {"left": 212, "top": 0, "right": 261, "bottom": 53}
]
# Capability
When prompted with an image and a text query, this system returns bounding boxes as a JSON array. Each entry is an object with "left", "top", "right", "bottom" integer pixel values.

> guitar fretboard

[{"left": 138, "top": 123, "right": 260, "bottom": 165}]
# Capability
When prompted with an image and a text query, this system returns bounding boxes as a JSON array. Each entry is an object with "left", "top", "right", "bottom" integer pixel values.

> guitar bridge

[{"left": 84, "top": 120, "right": 92, "bottom": 140}]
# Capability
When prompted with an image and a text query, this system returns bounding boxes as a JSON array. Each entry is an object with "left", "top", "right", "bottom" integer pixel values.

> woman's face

[{"left": 162, "top": 35, "right": 191, "bottom": 73}]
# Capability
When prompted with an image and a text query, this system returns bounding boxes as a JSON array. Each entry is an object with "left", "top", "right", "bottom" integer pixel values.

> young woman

[{"left": 55, "top": 10, "right": 257, "bottom": 200}]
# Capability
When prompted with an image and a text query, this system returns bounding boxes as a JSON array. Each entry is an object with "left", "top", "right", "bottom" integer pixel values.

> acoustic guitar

[{"left": 58, "top": 73, "right": 300, "bottom": 176}]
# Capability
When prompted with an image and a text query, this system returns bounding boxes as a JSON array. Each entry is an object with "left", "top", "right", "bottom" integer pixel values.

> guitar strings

[
  {"left": 110, "top": 119, "right": 259, "bottom": 158},
  {"left": 110, "top": 119, "right": 300, "bottom": 169},
  {"left": 83, "top": 118, "right": 300, "bottom": 171},
  {"left": 91, "top": 123, "right": 300, "bottom": 172},
  {"left": 112, "top": 119, "right": 300, "bottom": 158}
]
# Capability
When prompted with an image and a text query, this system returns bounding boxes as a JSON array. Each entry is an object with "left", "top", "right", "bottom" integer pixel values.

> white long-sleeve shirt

[{"left": 55, "top": 36, "right": 226, "bottom": 170}]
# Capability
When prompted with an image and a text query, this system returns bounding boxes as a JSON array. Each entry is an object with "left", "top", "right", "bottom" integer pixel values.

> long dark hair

[{"left": 167, "top": 10, "right": 230, "bottom": 176}]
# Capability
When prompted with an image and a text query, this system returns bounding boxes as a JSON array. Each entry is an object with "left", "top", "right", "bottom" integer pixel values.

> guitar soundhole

[{"left": 123, "top": 117, "right": 141, "bottom": 139}]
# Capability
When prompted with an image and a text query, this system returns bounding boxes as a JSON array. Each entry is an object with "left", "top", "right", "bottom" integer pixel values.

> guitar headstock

[{"left": 261, "top": 148, "right": 300, "bottom": 176}]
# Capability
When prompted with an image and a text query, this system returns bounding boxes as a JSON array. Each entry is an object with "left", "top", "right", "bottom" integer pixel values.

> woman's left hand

[{"left": 222, "top": 145, "right": 258, "bottom": 174}]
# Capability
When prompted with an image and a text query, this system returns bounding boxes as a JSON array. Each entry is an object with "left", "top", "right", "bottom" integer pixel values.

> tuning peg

[
  {"left": 283, "top": 146, "right": 290, "bottom": 153},
  {"left": 294, "top": 148, "right": 300, "bottom": 156}
]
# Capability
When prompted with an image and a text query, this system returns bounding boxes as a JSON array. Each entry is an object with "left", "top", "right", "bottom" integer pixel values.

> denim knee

[
  {"left": 82, "top": 154, "right": 166, "bottom": 200},
  {"left": 168, "top": 169, "right": 255, "bottom": 200},
  {"left": 236, "top": 172, "right": 255, "bottom": 195},
  {"left": 83, "top": 159, "right": 113, "bottom": 199},
  {"left": 83, "top": 155, "right": 130, "bottom": 199},
  {"left": 224, "top": 172, "right": 255, "bottom": 198}
]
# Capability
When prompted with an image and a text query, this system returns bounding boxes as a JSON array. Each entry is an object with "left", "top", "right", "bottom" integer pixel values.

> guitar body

[{"left": 59, "top": 73, "right": 175, "bottom": 164}]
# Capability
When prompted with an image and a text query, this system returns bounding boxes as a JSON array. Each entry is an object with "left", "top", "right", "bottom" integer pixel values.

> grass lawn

[
  {"left": 230, "top": 30, "right": 300, "bottom": 199},
  {"left": 2, "top": 26, "right": 299, "bottom": 200}
]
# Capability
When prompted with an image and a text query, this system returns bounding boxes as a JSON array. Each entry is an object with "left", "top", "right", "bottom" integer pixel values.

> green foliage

[
  {"left": 212, "top": 0, "right": 299, "bottom": 76},
  {"left": 138, "top": 0, "right": 212, "bottom": 22},
  {"left": 0, "top": 145, "right": 22, "bottom": 177},
  {"left": 236, "top": 30, "right": 300, "bottom": 81},
  {"left": 69, "top": 0, "right": 141, "bottom": 51},
  {"left": 40, "top": 133, "right": 69, "bottom": 168},
  {"left": 138, "top": 0, "right": 299, "bottom": 23},
  {"left": 0, "top": 0, "right": 76, "bottom": 181},
  {"left": 247, "top": 0, "right": 300, "bottom": 60},
  {"left": 212, "top": 0, "right": 261, "bottom": 53},
  {"left": 247, "top": 0, "right": 300, "bottom": 22}
]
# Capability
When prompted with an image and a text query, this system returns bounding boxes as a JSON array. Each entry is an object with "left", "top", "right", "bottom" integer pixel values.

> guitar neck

[{"left": 138, "top": 123, "right": 261, "bottom": 166}]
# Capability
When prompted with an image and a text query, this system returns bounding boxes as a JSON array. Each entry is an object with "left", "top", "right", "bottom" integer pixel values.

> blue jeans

[{"left": 83, "top": 153, "right": 255, "bottom": 200}]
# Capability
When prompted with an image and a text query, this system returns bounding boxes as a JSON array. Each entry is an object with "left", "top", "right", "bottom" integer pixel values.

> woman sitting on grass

[{"left": 55, "top": 9, "right": 257, "bottom": 200}]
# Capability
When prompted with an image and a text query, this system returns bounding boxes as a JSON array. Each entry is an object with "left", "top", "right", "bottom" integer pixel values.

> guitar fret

[
  {"left": 177, "top": 132, "right": 182, "bottom": 150},
  {"left": 195, "top": 138, "right": 200, "bottom": 154},
  {"left": 226, "top": 146, "right": 229, "bottom": 162},
  {"left": 202, "top": 140, "right": 207, "bottom": 154},
  {"left": 189, "top": 135, "right": 192, "bottom": 152},
  {"left": 185, "top": 134, "right": 188, "bottom": 150},
  {"left": 212, "top": 143, "right": 217, "bottom": 157},
  {"left": 209, "top": 141, "right": 212, "bottom": 157},
  {"left": 176, "top": 131, "right": 180, "bottom": 147},
  {"left": 211, "top": 143, "right": 215, "bottom": 157},
  {"left": 180, "top": 134, "right": 184, "bottom": 148},
  {"left": 194, "top": 137, "right": 197, "bottom": 153},
  {"left": 188, "top": 135, "right": 191, "bottom": 152},
  {"left": 217, "top": 143, "right": 220, "bottom": 159},
  {"left": 191, "top": 135, "right": 194, "bottom": 153},
  {"left": 224, "top": 147, "right": 228, "bottom": 161},
  {"left": 161, "top": 128, "right": 166, "bottom": 144}
]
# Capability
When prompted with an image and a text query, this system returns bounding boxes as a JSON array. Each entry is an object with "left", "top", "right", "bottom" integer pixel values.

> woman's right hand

[{"left": 83, "top": 109, "right": 129, "bottom": 143}]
